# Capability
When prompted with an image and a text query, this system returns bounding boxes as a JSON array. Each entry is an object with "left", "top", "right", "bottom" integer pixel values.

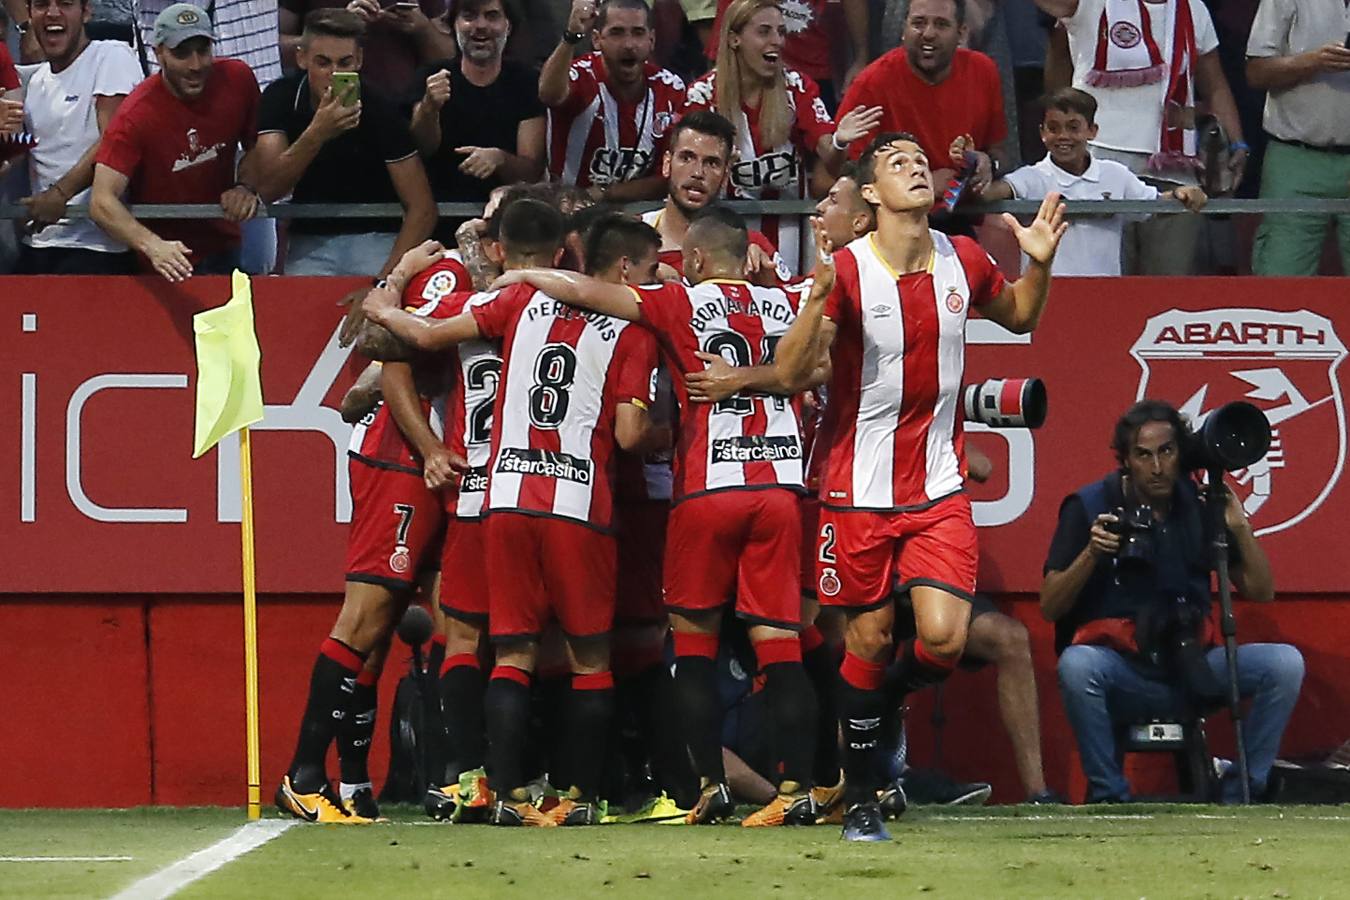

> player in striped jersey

[
  {"left": 365, "top": 201, "right": 667, "bottom": 827},
  {"left": 772, "top": 131, "right": 1066, "bottom": 841},
  {"left": 640, "top": 110, "right": 789, "bottom": 284},
  {"left": 489, "top": 207, "right": 834, "bottom": 828},
  {"left": 540, "top": 0, "right": 684, "bottom": 202},
  {"left": 275, "top": 243, "right": 467, "bottom": 825}
]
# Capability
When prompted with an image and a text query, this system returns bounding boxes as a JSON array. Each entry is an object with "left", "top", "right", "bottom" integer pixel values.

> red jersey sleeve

[
  {"left": 631, "top": 281, "right": 689, "bottom": 337},
  {"left": 405, "top": 254, "right": 472, "bottom": 306},
  {"left": 95, "top": 99, "right": 144, "bottom": 178},
  {"left": 556, "top": 55, "right": 601, "bottom": 118},
  {"left": 469, "top": 283, "right": 533, "bottom": 339},
  {"left": 612, "top": 326, "right": 661, "bottom": 408},
  {"left": 952, "top": 236, "right": 1007, "bottom": 307},
  {"left": 789, "top": 71, "right": 834, "bottom": 156}
]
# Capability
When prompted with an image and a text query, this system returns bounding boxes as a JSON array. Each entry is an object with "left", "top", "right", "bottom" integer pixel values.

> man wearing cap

[{"left": 90, "top": 2, "right": 262, "bottom": 281}]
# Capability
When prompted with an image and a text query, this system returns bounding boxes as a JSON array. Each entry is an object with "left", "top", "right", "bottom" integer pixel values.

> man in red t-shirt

[
  {"left": 91, "top": 3, "right": 262, "bottom": 281},
  {"left": 539, "top": 0, "right": 686, "bottom": 202},
  {"left": 836, "top": 0, "right": 1009, "bottom": 193}
]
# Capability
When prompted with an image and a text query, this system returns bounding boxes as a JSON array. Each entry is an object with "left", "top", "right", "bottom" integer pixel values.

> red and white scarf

[{"left": 1088, "top": 0, "right": 1198, "bottom": 167}]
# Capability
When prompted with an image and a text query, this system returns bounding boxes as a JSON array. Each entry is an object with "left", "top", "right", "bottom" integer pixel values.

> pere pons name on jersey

[
  {"left": 526, "top": 301, "right": 619, "bottom": 342},
  {"left": 690, "top": 294, "right": 796, "bottom": 331}
]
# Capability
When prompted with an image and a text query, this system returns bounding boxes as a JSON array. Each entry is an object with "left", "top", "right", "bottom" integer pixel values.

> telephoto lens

[{"left": 962, "top": 378, "right": 1047, "bottom": 429}]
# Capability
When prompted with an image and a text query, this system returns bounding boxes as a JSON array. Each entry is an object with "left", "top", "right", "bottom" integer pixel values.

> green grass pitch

[{"left": 4, "top": 805, "right": 1350, "bottom": 898}]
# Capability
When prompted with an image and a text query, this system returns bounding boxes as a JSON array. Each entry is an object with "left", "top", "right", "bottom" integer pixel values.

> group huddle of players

[{"left": 273, "top": 108, "right": 1068, "bottom": 842}]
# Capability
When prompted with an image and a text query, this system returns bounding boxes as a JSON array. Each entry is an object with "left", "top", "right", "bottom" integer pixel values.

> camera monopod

[{"left": 1195, "top": 401, "right": 1273, "bottom": 805}]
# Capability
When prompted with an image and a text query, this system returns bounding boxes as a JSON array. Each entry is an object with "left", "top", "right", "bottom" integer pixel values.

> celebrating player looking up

[
  {"left": 365, "top": 201, "right": 665, "bottom": 828},
  {"left": 641, "top": 109, "right": 787, "bottom": 284},
  {"left": 684, "top": 0, "right": 882, "bottom": 272},
  {"left": 488, "top": 207, "right": 833, "bottom": 828},
  {"left": 771, "top": 132, "right": 1066, "bottom": 841},
  {"left": 539, "top": 0, "right": 685, "bottom": 201}
]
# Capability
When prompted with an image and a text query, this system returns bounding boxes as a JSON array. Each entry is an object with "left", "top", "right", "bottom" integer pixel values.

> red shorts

[
  {"left": 614, "top": 500, "right": 669, "bottom": 627},
  {"left": 664, "top": 488, "right": 802, "bottom": 631},
  {"left": 345, "top": 461, "right": 445, "bottom": 590},
  {"left": 485, "top": 512, "right": 616, "bottom": 641},
  {"left": 439, "top": 518, "right": 489, "bottom": 624},
  {"left": 801, "top": 494, "right": 821, "bottom": 598},
  {"left": 816, "top": 493, "right": 978, "bottom": 611}
]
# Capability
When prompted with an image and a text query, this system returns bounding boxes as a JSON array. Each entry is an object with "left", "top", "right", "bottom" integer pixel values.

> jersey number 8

[{"left": 529, "top": 344, "right": 578, "bottom": 429}]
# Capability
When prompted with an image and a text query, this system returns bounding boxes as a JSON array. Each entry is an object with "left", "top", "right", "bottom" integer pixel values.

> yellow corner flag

[
  {"left": 192, "top": 270, "right": 264, "bottom": 459},
  {"left": 192, "top": 270, "right": 266, "bottom": 820}
]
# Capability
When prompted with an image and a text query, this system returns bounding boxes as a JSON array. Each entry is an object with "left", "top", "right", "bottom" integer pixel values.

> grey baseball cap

[{"left": 154, "top": 3, "right": 215, "bottom": 48}]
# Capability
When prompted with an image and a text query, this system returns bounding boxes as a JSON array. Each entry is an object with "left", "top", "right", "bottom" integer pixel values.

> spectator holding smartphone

[
  {"left": 90, "top": 3, "right": 262, "bottom": 281},
  {"left": 280, "top": 0, "right": 456, "bottom": 97},
  {"left": 1246, "top": 0, "right": 1350, "bottom": 275},
  {"left": 254, "top": 9, "right": 436, "bottom": 277}
]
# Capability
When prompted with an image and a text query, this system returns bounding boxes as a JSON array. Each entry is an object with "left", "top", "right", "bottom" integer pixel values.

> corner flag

[
  {"left": 192, "top": 270, "right": 266, "bottom": 820},
  {"left": 193, "top": 270, "right": 264, "bottom": 458}
]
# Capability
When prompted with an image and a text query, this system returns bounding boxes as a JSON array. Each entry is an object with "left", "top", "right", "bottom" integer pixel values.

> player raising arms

[
  {"left": 490, "top": 207, "right": 832, "bottom": 828},
  {"left": 771, "top": 132, "right": 1066, "bottom": 841},
  {"left": 365, "top": 201, "right": 665, "bottom": 827}
]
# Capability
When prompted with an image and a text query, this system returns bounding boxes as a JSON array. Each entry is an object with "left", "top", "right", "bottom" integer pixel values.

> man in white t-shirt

[
  {"left": 16, "top": 0, "right": 143, "bottom": 273},
  {"left": 1034, "top": 0, "right": 1243, "bottom": 274},
  {"left": 981, "top": 87, "right": 1205, "bottom": 276}
]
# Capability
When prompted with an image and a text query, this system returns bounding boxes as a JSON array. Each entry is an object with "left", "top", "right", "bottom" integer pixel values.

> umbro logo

[{"left": 870, "top": 304, "right": 892, "bottom": 317}]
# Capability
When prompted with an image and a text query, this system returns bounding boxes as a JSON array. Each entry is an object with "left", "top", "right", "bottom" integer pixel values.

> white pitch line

[
  {"left": 1, "top": 856, "right": 134, "bottom": 863},
  {"left": 107, "top": 819, "right": 295, "bottom": 900}
]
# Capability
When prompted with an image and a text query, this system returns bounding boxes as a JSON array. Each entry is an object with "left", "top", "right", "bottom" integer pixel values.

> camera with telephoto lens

[
  {"left": 1136, "top": 593, "right": 1226, "bottom": 704},
  {"left": 1105, "top": 504, "right": 1156, "bottom": 575}
]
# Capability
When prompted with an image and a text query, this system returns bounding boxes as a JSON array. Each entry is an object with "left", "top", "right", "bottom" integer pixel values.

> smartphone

[{"left": 331, "top": 71, "right": 360, "bottom": 106}]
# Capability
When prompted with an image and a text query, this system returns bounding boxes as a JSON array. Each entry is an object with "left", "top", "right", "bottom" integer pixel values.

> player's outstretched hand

[
  {"left": 392, "top": 239, "right": 445, "bottom": 283},
  {"left": 1003, "top": 191, "right": 1067, "bottom": 267},
  {"left": 423, "top": 444, "right": 468, "bottom": 491},
  {"left": 808, "top": 215, "right": 835, "bottom": 301},
  {"left": 686, "top": 350, "right": 747, "bottom": 404}
]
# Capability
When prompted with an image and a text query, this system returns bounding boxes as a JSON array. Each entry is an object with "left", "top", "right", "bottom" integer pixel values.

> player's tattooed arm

[
  {"left": 382, "top": 362, "right": 467, "bottom": 491},
  {"left": 489, "top": 268, "right": 642, "bottom": 321},
  {"left": 363, "top": 286, "right": 483, "bottom": 351},
  {"left": 340, "top": 361, "right": 384, "bottom": 423},
  {"left": 456, "top": 218, "right": 499, "bottom": 291}
]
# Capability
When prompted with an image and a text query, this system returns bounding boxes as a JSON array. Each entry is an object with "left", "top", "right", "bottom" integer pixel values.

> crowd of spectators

[{"left": 2, "top": 0, "right": 1349, "bottom": 277}]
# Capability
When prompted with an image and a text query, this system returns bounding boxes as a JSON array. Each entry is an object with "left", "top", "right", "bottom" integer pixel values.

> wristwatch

[{"left": 563, "top": 29, "right": 587, "bottom": 44}]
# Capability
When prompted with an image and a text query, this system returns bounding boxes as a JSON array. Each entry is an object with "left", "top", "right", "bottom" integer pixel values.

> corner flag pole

[{"left": 240, "top": 427, "right": 262, "bottom": 820}]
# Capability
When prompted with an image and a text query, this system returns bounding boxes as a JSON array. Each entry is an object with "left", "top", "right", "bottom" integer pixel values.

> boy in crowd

[{"left": 975, "top": 88, "right": 1206, "bottom": 277}]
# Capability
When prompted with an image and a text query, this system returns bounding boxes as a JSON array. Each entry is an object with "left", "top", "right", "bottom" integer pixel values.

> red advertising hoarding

[{"left": 3, "top": 276, "right": 1348, "bottom": 594}]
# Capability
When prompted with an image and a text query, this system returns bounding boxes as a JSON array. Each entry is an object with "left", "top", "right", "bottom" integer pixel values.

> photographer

[{"left": 1041, "top": 400, "right": 1303, "bottom": 804}]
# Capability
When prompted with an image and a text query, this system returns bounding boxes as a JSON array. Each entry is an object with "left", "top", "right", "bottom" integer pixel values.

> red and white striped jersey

[
  {"left": 819, "top": 231, "right": 1006, "bottom": 511},
  {"left": 471, "top": 284, "right": 659, "bottom": 530},
  {"left": 683, "top": 68, "right": 834, "bottom": 275},
  {"left": 639, "top": 209, "right": 791, "bottom": 284},
  {"left": 346, "top": 251, "right": 472, "bottom": 475},
  {"left": 547, "top": 53, "right": 685, "bottom": 189},
  {"left": 631, "top": 279, "right": 804, "bottom": 500}
]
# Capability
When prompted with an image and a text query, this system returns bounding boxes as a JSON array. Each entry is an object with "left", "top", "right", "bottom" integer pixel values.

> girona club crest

[{"left": 1131, "top": 309, "right": 1348, "bottom": 537}]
